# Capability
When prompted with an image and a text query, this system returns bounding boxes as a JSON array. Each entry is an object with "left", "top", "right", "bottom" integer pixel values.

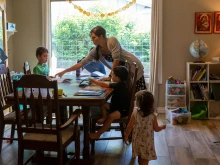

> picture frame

[
  {"left": 194, "top": 12, "right": 212, "bottom": 34},
  {"left": 213, "top": 12, "right": 220, "bottom": 34}
]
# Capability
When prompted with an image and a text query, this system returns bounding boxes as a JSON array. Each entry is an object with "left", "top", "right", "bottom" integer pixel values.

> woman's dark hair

[
  {"left": 113, "top": 66, "right": 128, "bottom": 82},
  {"left": 136, "top": 90, "right": 154, "bottom": 117},
  {"left": 90, "top": 26, "right": 106, "bottom": 38},
  {"left": 36, "top": 47, "right": 48, "bottom": 57},
  {"left": 90, "top": 26, "right": 107, "bottom": 61}
]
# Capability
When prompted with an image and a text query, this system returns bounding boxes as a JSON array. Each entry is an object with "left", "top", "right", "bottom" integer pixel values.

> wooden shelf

[
  {"left": 7, "top": 30, "right": 17, "bottom": 40},
  {"left": 209, "top": 80, "right": 220, "bottom": 83}
]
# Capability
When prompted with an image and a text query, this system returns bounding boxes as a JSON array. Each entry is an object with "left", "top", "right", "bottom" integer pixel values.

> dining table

[{"left": 4, "top": 75, "right": 113, "bottom": 165}]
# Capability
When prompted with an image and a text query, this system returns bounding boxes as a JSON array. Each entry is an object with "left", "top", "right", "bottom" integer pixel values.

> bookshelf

[{"left": 186, "top": 62, "right": 220, "bottom": 119}]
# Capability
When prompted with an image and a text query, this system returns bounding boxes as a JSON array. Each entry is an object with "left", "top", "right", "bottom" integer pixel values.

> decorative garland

[{"left": 66, "top": 0, "right": 136, "bottom": 17}]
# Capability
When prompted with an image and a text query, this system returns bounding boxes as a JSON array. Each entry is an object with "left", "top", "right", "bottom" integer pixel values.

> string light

[{"left": 66, "top": 0, "right": 136, "bottom": 17}]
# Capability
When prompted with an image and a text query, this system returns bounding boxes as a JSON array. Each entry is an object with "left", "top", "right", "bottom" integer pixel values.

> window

[{"left": 51, "top": 0, "right": 151, "bottom": 77}]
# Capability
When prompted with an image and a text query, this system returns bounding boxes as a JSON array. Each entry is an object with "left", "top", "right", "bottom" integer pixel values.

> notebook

[{"left": 91, "top": 71, "right": 105, "bottom": 77}]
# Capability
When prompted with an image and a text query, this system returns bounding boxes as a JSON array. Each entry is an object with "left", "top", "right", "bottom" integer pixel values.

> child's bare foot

[
  {"left": 89, "top": 132, "right": 101, "bottom": 139},
  {"left": 97, "top": 118, "right": 106, "bottom": 124}
]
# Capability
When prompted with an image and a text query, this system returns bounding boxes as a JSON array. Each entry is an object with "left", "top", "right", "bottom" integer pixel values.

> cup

[{"left": 52, "top": 89, "right": 63, "bottom": 96}]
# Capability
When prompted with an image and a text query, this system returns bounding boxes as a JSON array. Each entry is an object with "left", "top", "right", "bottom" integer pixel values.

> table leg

[
  {"left": 82, "top": 106, "right": 90, "bottom": 158},
  {"left": 60, "top": 106, "right": 67, "bottom": 124}
]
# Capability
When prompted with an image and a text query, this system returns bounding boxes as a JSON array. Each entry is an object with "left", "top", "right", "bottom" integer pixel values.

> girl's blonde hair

[{"left": 135, "top": 90, "right": 154, "bottom": 117}]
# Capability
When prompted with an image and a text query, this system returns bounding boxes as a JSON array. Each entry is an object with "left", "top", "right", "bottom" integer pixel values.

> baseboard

[{"left": 157, "top": 107, "right": 165, "bottom": 113}]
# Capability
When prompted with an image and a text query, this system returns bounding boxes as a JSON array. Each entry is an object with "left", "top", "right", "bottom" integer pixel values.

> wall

[
  {"left": 6, "top": 0, "right": 12, "bottom": 68},
  {"left": 159, "top": 0, "right": 220, "bottom": 107},
  {"left": 6, "top": 0, "right": 220, "bottom": 107},
  {"left": 6, "top": 0, "right": 42, "bottom": 72}
]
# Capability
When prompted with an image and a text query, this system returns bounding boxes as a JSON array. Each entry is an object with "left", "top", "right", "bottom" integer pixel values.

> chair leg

[
  {"left": 18, "top": 144, "right": 24, "bottom": 165},
  {"left": 75, "top": 129, "right": 80, "bottom": 165},
  {"left": 9, "top": 124, "right": 15, "bottom": 144},
  {"left": 119, "top": 123, "right": 125, "bottom": 139},
  {"left": 90, "top": 119, "right": 96, "bottom": 156},
  {"left": 69, "top": 106, "right": 73, "bottom": 118},
  {"left": 58, "top": 148, "right": 63, "bottom": 165},
  {"left": 0, "top": 124, "right": 5, "bottom": 153},
  {"left": 63, "top": 148, "right": 67, "bottom": 163}
]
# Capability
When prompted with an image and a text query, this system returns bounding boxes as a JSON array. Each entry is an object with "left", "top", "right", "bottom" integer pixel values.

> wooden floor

[{"left": 2, "top": 114, "right": 220, "bottom": 165}]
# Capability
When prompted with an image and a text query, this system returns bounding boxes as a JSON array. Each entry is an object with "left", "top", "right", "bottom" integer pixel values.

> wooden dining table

[{"left": 4, "top": 76, "right": 113, "bottom": 165}]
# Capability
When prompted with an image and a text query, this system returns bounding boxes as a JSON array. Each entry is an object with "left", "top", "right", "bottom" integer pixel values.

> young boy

[
  {"left": 33, "top": 47, "right": 49, "bottom": 76},
  {"left": 89, "top": 66, "right": 130, "bottom": 139}
]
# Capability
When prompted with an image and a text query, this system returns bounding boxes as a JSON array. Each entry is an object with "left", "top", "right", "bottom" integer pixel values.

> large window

[{"left": 51, "top": 0, "right": 151, "bottom": 76}]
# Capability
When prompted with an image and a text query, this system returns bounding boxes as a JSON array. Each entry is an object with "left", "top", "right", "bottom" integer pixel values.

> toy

[{"left": 166, "top": 108, "right": 191, "bottom": 125}]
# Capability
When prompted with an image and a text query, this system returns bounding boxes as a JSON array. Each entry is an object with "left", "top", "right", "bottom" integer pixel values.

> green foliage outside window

[{"left": 52, "top": 6, "right": 150, "bottom": 66}]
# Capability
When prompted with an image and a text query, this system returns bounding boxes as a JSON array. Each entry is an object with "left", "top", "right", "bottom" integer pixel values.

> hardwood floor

[{"left": 1, "top": 114, "right": 220, "bottom": 165}]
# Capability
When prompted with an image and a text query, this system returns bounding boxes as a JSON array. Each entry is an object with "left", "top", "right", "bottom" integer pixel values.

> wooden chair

[
  {"left": 23, "top": 61, "right": 31, "bottom": 75},
  {"left": 89, "top": 62, "right": 138, "bottom": 155},
  {"left": 13, "top": 74, "right": 81, "bottom": 165},
  {"left": 0, "top": 64, "right": 17, "bottom": 153}
]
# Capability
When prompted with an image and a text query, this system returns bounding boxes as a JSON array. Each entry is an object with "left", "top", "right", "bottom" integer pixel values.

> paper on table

[
  {"left": 74, "top": 89, "right": 105, "bottom": 96},
  {"left": 51, "top": 78, "right": 72, "bottom": 83},
  {"left": 84, "top": 86, "right": 104, "bottom": 90}
]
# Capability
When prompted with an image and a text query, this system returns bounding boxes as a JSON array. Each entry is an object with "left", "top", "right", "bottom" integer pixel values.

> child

[
  {"left": 124, "top": 90, "right": 166, "bottom": 165},
  {"left": 89, "top": 66, "right": 129, "bottom": 139},
  {"left": 33, "top": 47, "right": 49, "bottom": 76}
]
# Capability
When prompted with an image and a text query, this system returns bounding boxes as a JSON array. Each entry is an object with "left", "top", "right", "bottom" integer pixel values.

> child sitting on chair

[
  {"left": 89, "top": 66, "right": 130, "bottom": 139},
  {"left": 33, "top": 47, "right": 50, "bottom": 76}
]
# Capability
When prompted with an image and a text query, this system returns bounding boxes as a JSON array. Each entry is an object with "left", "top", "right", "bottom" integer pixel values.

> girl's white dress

[{"left": 132, "top": 108, "right": 157, "bottom": 160}]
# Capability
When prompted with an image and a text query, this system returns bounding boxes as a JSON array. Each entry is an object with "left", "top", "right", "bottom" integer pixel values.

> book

[
  {"left": 191, "top": 66, "right": 202, "bottom": 80},
  {"left": 91, "top": 71, "right": 105, "bottom": 77},
  {"left": 74, "top": 89, "right": 105, "bottom": 96},
  {"left": 196, "top": 68, "right": 206, "bottom": 81},
  {"left": 193, "top": 68, "right": 203, "bottom": 81}
]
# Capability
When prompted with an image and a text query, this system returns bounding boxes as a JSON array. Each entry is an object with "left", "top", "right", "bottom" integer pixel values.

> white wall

[
  {"left": 6, "top": 0, "right": 220, "bottom": 107},
  {"left": 6, "top": 0, "right": 42, "bottom": 73},
  {"left": 159, "top": 0, "right": 220, "bottom": 106}
]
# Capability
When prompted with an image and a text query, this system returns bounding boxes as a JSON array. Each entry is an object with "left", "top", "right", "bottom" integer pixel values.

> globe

[{"left": 189, "top": 40, "right": 209, "bottom": 60}]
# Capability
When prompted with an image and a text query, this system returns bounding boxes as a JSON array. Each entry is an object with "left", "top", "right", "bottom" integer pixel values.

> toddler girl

[{"left": 124, "top": 90, "right": 166, "bottom": 165}]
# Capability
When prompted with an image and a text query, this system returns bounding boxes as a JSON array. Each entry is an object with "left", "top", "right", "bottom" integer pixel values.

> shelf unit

[
  {"left": 165, "top": 81, "right": 190, "bottom": 124},
  {"left": 186, "top": 62, "right": 220, "bottom": 119},
  {"left": 165, "top": 80, "right": 187, "bottom": 109}
]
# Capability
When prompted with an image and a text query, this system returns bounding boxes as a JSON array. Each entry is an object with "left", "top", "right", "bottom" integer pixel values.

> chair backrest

[
  {"left": 126, "top": 62, "right": 138, "bottom": 119},
  {"left": 13, "top": 74, "right": 61, "bottom": 139},
  {"left": 0, "top": 64, "right": 13, "bottom": 119},
  {"left": 23, "top": 61, "right": 31, "bottom": 75}
]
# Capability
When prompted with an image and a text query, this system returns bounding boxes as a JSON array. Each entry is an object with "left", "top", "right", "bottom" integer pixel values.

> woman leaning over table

[{"left": 55, "top": 26, "right": 146, "bottom": 91}]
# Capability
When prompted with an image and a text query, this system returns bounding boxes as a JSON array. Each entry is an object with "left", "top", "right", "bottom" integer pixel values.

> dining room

[{"left": 2, "top": 0, "right": 220, "bottom": 165}]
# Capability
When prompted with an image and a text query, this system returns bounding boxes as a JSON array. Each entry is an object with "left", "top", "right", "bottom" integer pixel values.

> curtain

[
  {"left": 42, "top": 0, "right": 56, "bottom": 75},
  {"left": 149, "top": 0, "right": 163, "bottom": 112}
]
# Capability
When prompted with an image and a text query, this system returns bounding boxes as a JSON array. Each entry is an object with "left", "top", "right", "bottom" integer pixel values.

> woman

[{"left": 55, "top": 26, "right": 146, "bottom": 91}]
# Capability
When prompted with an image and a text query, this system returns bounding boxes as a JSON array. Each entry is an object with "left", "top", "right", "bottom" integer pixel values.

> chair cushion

[
  {"left": 4, "top": 110, "right": 33, "bottom": 122},
  {"left": 23, "top": 125, "right": 78, "bottom": 144}
]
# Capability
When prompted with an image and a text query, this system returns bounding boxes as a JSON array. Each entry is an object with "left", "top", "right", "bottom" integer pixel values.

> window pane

[{"left": 51, "top": 0, "right": 151, "bottom": 76}]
